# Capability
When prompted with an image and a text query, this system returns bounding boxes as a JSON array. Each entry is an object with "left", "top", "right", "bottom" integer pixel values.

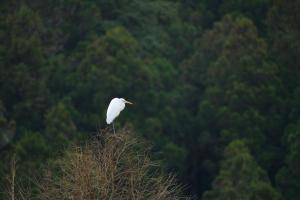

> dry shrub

[
  {"left": 1, "top": 157, "right": 33, "bottom": 200},
  {"left": 37, "top": 128, "right": 190, "bottom": 200}
]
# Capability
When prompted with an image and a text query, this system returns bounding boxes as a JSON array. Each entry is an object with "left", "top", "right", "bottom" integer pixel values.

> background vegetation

[{"left": 0, "top": 0, "right": 299, "bottom": 199}]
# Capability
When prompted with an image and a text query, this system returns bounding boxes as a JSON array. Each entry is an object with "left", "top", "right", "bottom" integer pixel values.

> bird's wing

[{"left": 106, "top": 98, "right": 124, "bottom": 124}]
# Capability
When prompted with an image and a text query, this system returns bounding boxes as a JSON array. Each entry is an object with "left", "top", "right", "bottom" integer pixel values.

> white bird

[{"left": 106, "top": 98, "right": 133, "bottom": 133}]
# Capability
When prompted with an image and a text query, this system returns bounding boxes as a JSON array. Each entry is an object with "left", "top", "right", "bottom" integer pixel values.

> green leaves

[
  {"left": 276, "top": 120, "right": 300, "bottom": 199},
  {"left": 45, "top": 102, "right": 77, "bottom": 148},
  {"left": 1, "top": 0, "right": 300, "bottom": 199},
  {"left": 203, "top": 140, "right": 282, "bottom": 200}
]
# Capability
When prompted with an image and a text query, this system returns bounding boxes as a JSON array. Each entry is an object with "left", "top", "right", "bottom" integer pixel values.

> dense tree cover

[
  {"left": 0, "top": 0, "right": 300, "bottom": 199},
  {"left": 203, "top": 140, "right": 281, "bottom": 200}
]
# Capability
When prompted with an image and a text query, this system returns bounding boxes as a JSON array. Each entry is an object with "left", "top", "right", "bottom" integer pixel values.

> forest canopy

[{"left": 0, "top": 0, "right": 300, "bottom": 199}]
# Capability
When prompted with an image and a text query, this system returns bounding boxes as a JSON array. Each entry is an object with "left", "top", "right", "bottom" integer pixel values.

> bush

[{"left": 36, "top": 128, "right": 189, "bottom": 200}]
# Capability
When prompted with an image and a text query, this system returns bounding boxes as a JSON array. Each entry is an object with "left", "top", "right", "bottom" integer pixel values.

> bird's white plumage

[{"left": 106, "top": 98, "right": 126, "bottom": 124}]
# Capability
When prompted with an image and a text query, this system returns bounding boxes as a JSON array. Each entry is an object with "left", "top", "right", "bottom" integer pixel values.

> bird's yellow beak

[{"left": 125, "top": 100, "right": 133, "bottom": 105}]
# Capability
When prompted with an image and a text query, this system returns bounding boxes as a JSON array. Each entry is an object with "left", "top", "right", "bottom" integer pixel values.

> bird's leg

[{"left": 112, "top": 122, "right": 115, "bottom": 134}]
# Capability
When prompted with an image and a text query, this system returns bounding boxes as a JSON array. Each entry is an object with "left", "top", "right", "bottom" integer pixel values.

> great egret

[{"left": 106, "top": 98, "right": 133, "bottom": 133}]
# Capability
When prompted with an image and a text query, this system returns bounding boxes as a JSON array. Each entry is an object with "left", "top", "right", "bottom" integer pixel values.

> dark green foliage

[
  {"left": 266, "top": 1, "right": 300, "bottom": 199},
  {"left": 203, "top": 140, "right": 282, "bottom": 200},
  {"left": 219, "top": 0, "right": 271, "bottom": 28},
  {"left": 181, "top": 14, "right": 285, "bottom": 195},
  {"left": 45, "top": 101, "right": 77, "bottom": 152},
  {"left": 0, "top": 4, "right": 49, "bottom": 129},
  {"left": 267, "top": 0, "right": 300, "bottom": 94},
  {"left": 0, "top": 0, "right": 300, "bottom": 199},
  {"left": 276, "top": 120, "right": 300, "bottom": 199},
  {"left": 0, "top": 100, "right": 15, "bottom": 150}
]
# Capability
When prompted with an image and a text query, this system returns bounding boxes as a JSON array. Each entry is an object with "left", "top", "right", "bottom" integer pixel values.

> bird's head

[{"left": 120, "top": 98, "right": 133, "bottom": 105}]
